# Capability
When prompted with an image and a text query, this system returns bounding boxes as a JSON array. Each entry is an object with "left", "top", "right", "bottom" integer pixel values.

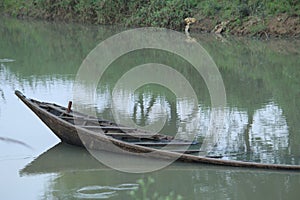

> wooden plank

[
  {"left": 42, "top": 104, "right": 88, "bottom": 119},
  {"left": 60, "top": 116, "right": 94, "bottom": 120},
  {"left": 105, "top": 132, "right": 156, "bottom": 138},
  {"left": 60, "top": 116, "right": 110, "bottom": 123},
  {"left": 42, "top": 104, "right": 112, "bottom": 124},
  {"left": 80, "top": 125, "right": 137, "bottom": 131},
  {"left": 43, "top": 104, "right": 67, "bottom": 113},
  {"left": 169, "top": 149, "right": 203, "bottom": 154},
  {"left": 132, "top": 141, "right": 194, "bottom": 146}
]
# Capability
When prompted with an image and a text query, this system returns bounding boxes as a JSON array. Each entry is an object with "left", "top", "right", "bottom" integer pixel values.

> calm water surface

[{"left": 1, "top": 16, "right": 300, "bottom": 199}]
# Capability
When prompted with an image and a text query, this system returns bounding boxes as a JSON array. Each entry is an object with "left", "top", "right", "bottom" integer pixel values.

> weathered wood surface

[
  {"left": 15, "top": 90, "right": 300, "bottom": 171},
  {"left": 132, "top": 141, "right": 196, "bottom": 146}
]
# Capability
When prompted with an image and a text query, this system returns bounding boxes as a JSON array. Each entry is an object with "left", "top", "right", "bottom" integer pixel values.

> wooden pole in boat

[{"left": 67, "top": 101, "right": 72, "bottom": 113}]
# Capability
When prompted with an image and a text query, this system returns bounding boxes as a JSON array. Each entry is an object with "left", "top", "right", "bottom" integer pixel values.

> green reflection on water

[
  {"left": 1, "top": 16, "right": 300, "bottom": 200},
  {"left": 22, "top": 143, "right": 300, "bottom": 200},
  {"left": 0, "top": 16, "right": 123, "bottom": 77}
]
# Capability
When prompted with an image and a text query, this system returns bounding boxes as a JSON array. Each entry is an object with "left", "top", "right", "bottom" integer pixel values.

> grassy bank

[{"left": 1, "top": 0, "right": 299, "bottom": 37}]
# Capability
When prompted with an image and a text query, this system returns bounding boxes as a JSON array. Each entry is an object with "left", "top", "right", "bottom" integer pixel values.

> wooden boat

[{"left": 15, "top": 90, "right": 300, "bottom": 171}]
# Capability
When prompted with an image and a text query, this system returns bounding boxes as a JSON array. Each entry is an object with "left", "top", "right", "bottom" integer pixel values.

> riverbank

[
  {"left": 1, "top": 0, "right": 299, "bottom": 38},
  {"left": 190, "top": 13, "right": 300, "bottom": 38}
]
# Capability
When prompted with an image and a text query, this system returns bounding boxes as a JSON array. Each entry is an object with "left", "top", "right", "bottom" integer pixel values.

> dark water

[{"left": 1, "top": 16, "right": 300, "bottom": 199}]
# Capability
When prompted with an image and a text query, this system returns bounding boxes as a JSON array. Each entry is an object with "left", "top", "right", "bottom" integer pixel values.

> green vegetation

[
  {"left": 1, "top": 0, "right": 195, "bottom": 30},
  {"left": 1, "top": 0, "right": 299, "bottom": 32},
  {"left": 197, "top": 0, "right": 299, "bottom": 18},
  {"left": 129, "top": 177, "right": 183, "bottom": 200}
]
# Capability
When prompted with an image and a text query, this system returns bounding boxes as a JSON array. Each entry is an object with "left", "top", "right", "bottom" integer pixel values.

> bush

[
  {"left": 1, "top": 0, "right": 299, "bottom": 29},
  {"left": 125, "top": 0, "right": 197, "bottom": 29}
]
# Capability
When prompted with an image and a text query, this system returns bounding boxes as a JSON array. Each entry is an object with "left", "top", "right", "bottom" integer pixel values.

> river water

[{"left": 1, "top": 16, "right": 300, "bottom": 199}]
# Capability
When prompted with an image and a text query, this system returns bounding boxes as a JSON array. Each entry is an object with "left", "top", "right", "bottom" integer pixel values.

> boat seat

[
  {"left": 132, "top": 141, "right": 196, "bottom": 146},
  {"left": 80, "top": 125, "right": 137, "bottom": 131}
]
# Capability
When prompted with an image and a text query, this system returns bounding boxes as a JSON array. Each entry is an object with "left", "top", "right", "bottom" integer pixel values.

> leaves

[
  {"left": 129, "top": 176, "right": 183, "bottom": 200},
  {"left": 2, "top": 0, "right": 299, "bottom": 30}
]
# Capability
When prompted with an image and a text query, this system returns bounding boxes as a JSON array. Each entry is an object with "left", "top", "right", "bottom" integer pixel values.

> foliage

[
  {"left": 125, "top": 0, "right": 196, "bottom": 29},
  {"left": 197, "top": 0, "right": 300, "bottom": 20},
  {"left": 249, "top": 22, "right": 267, "bottom": 35},
  {"left": 129, "top": 177, "right": 183, "bottom": 200},
  {"left": 1, "top": 0, "right": 28, "bottom": 16},
  {"left": 1, "top": 0, "right": 299, "bottom": 31}
]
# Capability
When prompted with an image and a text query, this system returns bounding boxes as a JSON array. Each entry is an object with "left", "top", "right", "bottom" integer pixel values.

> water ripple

[
  {"left": 74, "top": 183, "right": 139, "bottom": 199},
  {"left": 74, "top": 191, "right": 117, "bottom": 199},
  {"left": 0, "top": 58, "right": 15, "bottom": 63}
]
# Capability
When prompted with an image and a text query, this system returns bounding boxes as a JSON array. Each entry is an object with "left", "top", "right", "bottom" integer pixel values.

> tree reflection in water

[{"left": 21, "top": 143, "right": 300, "bottom": 200}]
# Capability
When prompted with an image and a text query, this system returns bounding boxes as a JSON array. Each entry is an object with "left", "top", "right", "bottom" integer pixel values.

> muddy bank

[{"left": 191, "top": 14, "right": 300, "bottom": 38}]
